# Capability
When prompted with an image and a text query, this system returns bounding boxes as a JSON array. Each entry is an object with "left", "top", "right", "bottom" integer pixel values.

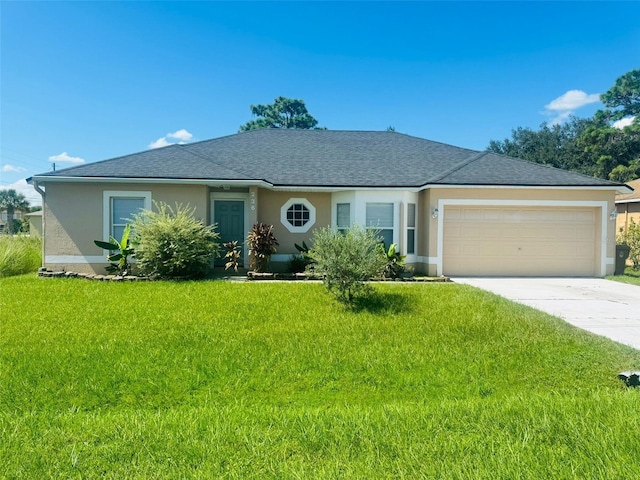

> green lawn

[
  {"left": 607, "top": 267, "right": 640, "bottom": 286},
  {"left": 1, "top": 276, "right": 639, "bottom": 478}
]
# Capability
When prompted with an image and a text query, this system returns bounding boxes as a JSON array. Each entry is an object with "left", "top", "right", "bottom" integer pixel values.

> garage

[{"left": 442, "top": 205, "right": 599, "bottom": 277}]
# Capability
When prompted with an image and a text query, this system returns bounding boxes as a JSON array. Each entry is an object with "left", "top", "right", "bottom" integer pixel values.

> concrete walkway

[{"left": 452, "top": 277, "right": 640, "bottom": 350}]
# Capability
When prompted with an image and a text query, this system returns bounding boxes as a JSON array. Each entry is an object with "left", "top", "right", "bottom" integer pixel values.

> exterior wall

[
  {"left": 26, "top": 213, "right": 43, "bottom": 237},
  {"left": 42, "top": 182, "right": 209, "bottom": 274},
  {"left": 40, "top": 180, "right": 618, "bottom": 277},
  {"left": 257, "top": 189, "right": 331, "bottom": 269},
  {"left": 420, "top": 187, "right": 617, "bottom": 277},
  {"left": 616, "top": 201, "right": 640, "bottom": 235},
  {"left": 257, "top": 189, "right": 421, "bottom": 272}
]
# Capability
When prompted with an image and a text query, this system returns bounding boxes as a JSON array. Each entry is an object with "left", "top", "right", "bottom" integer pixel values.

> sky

[{"left": 1, "top": 1, "right": 639, "bottom": 206}]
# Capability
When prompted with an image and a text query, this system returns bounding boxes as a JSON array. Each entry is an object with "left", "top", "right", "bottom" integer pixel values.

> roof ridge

[
  {"left": 428, "top": 151, "right": 488, "bottom": 183},
  {"left": 176, "top": 143, "right": 251, "bottom": 178}
]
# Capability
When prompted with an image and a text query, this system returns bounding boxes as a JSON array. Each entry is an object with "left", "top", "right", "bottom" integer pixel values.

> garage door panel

[{"left": 443, "top": 206, "right": 598, "bottom": 277}]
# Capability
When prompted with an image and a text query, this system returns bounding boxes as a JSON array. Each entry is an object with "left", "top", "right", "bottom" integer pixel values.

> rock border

[
  {"left": 37, "top": 268, "right": 450, "bottom": 283},
  {"left": 38, "top": 268, "right": 150, "bottom": 281}
]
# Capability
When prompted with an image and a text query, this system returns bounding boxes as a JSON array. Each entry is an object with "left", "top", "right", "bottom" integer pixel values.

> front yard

[{"left": 1, "top": 276, "right": 639, "bottom": 478}]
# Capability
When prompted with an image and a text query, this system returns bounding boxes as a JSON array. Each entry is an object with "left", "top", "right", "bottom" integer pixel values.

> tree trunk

[{"left": 5, "top": 206, "right": 14, "bottom": 235}]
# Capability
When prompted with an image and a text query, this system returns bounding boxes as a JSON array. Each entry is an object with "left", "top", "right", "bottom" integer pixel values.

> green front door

[{"left": 214, "top": 200, "right": 245, "bottom": 267}]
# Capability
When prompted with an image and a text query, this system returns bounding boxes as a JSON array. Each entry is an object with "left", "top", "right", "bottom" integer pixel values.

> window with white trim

[
  {"left": 104, "top": 191, "right": 151, "bottom": 241},
  {"left": 336, "top": 203, "right": 350, "bottom": 233},
  {"left": 366, "top": 202, "right": 394, "bottom": 247},
  {"left": 280, "top": 198, "right": 316, "bottom": 233},
  {"left": 407, "top": 203, "right": 416, "bottom": 254}
]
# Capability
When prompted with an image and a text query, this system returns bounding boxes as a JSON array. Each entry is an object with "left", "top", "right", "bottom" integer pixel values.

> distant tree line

[{"left": 487, "top": 69, "right": 640, "bottom": 183}]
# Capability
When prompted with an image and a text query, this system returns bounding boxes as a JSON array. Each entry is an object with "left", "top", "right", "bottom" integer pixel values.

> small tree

[
  {"left": 307, "top": 225, "right": 387, "bottom": 304},
  {"left": 0, "top": 189, "right": 30, "bottom": 235},
  {"left": 618, "top": 218, "right": 640, "bottom": 270},
  {"left": 131, "top": 202, "right": 220, "bottom": 279},
  {"left": 247, "top": 223, "right": 278, "bottom": 272}
]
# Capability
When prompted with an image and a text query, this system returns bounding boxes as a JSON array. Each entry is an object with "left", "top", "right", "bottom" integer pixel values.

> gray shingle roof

[{"left": 32, "top": 129, "right": 622, "bottom": 188}]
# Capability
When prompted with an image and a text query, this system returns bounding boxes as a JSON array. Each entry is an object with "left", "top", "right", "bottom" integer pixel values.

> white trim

[
  {"left": 615, "top": 198, "right": 640, "bottom": 204},
  {"left": 102, "top": 190, "right": 151, "bottom": 244},
  {"left": 417, "top": 256, "right": 439, "bottom": 264},
  {"left": 435, "top": 199, "right": 609, "bottom": 277},
  {"left": 31, "top": 176, "right": 273, "bottom": 188},
  {"left": 46, "top": 255, "right": 106, "bottom": 264},
  {"left": 30, "top": 174, "right": 629, "bottom": 194},
  {"left": 425, "top": 184, "right": 629, "bottom": 193},
  {"left": 280, "top": 197, "right": 316, "bottom": 233}
]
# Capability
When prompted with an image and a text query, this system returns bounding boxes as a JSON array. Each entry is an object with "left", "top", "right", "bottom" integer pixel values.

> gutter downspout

[{"left": 32, "top": 180, "right": 46, "bottom": 269}]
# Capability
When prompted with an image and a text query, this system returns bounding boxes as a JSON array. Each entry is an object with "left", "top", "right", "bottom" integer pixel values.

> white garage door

[{"left": 443, "top": 206, "right": 598, "bottom": 276}]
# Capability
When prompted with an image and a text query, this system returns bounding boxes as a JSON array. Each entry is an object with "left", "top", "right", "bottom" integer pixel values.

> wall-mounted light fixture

[
  {"left": 431, "top": 207, "right": 439, "bottom": 219},
  {"left": 609, "top": 208, "right": 618, "bottom": 221}
]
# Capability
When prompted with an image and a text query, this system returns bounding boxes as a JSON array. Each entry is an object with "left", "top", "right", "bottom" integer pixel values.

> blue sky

[{"left": 1, "top": 1, "right": 639, "bottom": 205}]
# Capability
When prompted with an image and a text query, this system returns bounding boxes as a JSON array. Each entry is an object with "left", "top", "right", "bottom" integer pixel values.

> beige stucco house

[
  {"left": 615, "top": 178, "right": 640, "bottom": 236},
  {"left": 28, "top": 130, "right": 632, "bottom": 277},
  {"left": 25, "top": 210, "right": 43, "bottom": 238}
]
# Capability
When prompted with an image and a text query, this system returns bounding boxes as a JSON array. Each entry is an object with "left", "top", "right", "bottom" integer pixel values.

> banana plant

[
  {"left": 94, "top": 224, "right": 135, "bottom": 276},
  {"left": 379, "top": 242, "right": 406, "bottom": 279}
]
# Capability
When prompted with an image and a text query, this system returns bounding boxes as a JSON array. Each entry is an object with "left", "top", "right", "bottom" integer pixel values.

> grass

[
  {"left": 1, "top": 276, "right": 640, "bottom": 478},
  {"left": 607, "top": 266, "right": 640, "bottom": 286},
  {"left": 0, "top": 235, "right": 41, "bottom": 277}
]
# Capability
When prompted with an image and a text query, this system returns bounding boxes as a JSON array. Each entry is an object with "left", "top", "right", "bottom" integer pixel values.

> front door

[{"left": 214, "top": 200, "right": 245, "bottom": 267}]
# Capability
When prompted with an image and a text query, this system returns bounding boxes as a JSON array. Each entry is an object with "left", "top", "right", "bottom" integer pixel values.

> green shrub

[
  {"left": 379, "top": 243, "right": 406, "bottom": 279},
  {"left": 131, "top": 202, "right": 220, "bottom": 279},
  {"left": 0, "top": 236, "right": 42, "bottom": 277},
  {"left": 618, "top": 218, "right": 640, "bottom": 270},
  {"left": 307, "top": 225, "right": 387, "bottom": 303},
  {"left": 288, "top": 241, "right": 314, "bottom": 273},
  {"left": 247, "top": 223, "right": 278, "bottom": 272}
]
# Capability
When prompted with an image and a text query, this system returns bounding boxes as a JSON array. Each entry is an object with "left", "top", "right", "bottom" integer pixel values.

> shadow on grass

[{"left": 349, "top": 290, "right": 414, "bottom": 315}]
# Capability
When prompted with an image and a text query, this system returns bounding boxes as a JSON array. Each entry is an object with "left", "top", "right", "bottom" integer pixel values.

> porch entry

[{"left": 213, "top": 200, "right": 245, "bottom": 267}]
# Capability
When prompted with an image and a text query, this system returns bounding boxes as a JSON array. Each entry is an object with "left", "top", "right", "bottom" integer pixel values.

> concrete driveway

[{"left": 452, "top": 277, "right": 640, "bottom": 350}]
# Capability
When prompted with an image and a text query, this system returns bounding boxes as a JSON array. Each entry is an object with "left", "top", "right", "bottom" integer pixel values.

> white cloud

[
  {"left": 545, "top": 90, "right": 600, "bottom": 112},
  {"left": 2, "top": 179, "right": 42, "bottom": 206},
  {"left": 613, "top": 116, "right": 635, "bottom": 129},
  {"left": 544, "top": 89, "right": 601, "bottom": 125},
  {"left": 1, "top": 164, "right": 26, "bottom": 173},
  {"left": 167, "top": 129, "right": 193, "bottom": 141},
  {"left": 48, "top": 152, "right": 85, "bottom": 164},
  {"left": 149, "top": 129, "right": 194, "bottom": 149},
  {"left": 149, "top": 137, "right": 173, "bottom": 149}
]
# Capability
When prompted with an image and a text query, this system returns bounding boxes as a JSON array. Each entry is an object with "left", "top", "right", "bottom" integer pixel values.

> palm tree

[{"left": 0, "top": 189, "right": 30, "bottom": 234}]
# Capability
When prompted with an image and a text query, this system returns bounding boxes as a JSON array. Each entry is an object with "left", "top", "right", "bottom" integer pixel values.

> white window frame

[
  {"left": 366, "top": 202, "right": 395, "bottom": 246},
  {"left": 103, "top": 190, "right": 151, "bottom": 243},
  {"left": 280, "top": 197, "right": 316, "bottom": 233},
  {"left": 336, "top": 203, "right": 351, "bottom": 233},
  {"left": 406, "top": 203, "right": 416, "bottom": 255}
]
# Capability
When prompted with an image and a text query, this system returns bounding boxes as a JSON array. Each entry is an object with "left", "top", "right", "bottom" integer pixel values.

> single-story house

[
  {"left": 615, "top": 177, "right": 640, "bottom": 236},
  {"left": 28, "top": 129, "right": 632, "bottom": 277},
  {"left": 25, "top": 210, "right": 43, "bottom": 238}
]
